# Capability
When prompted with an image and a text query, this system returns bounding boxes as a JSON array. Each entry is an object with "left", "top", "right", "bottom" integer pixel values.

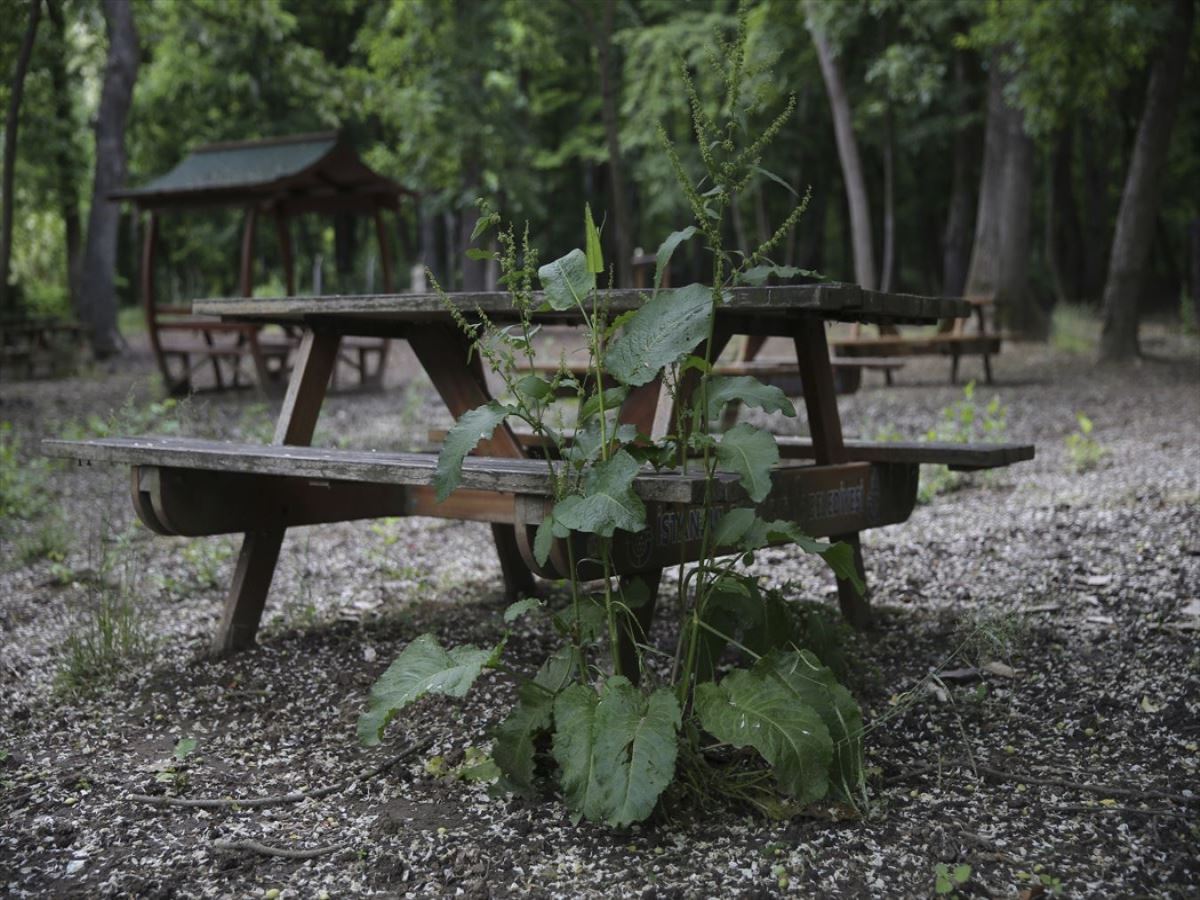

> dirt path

[{"left": 2, "top": 328, "right": 1198, "bottom": 898}]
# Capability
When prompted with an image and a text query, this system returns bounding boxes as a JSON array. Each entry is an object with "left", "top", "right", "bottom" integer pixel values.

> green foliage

[
  {"left": 55, "top": 587, "right": 153, "bottom": 697},
  {"left": 553, "top": 677, "right": 681, "bottom": 826},
  {"left": 920, "top": 381, "right": 1008, "bottom": 503},
  {"left": 358, "top": 634, "right": 495, "bottom": 746},
  {"left": 605, "top": 283, "right": 714, "bottom": 386},
  {"left": 361, "top": 14, "right": 863, "bottom": 826},
  {"left": 0, "top": 423, "right": 50, "bottom": 523},
  {"left": 695, "top": 666, "right": 833, "bottom": 805},
  {"left": 1064, "top": 412, "right": 1106, "bottom": 472},
  {"left": 934, "top": 862, "right": 972, "bottom": 895},
  {"left": 432, "top": 402, "right": 514, "bottom": 502}
]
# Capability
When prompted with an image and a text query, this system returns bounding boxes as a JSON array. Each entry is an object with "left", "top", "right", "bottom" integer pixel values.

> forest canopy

[{"left": 1, "top": 0, "right": 1196, "bottom": 360}]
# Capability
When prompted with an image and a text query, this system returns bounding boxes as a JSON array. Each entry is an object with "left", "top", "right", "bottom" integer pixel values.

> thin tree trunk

[
  {"left": 964, "top": 59, "right": 1006, "bottom": 301},
  {"left": 0, "top": 0, "right": 42, "bottom": 314},
  {"left": 46, "top": 0, "right": 83, "bottom": 308},
  {"left": 595, "top": 0, "right": 633, "bottom": 286},
  {"left": 78, "top": 0, "right": 138, "bottom": 357},
  {"left": 1190, "top": 219, "right": 1200, "bottom": 327},
  {"left": 1099, "top": 0, "right": 1193, "bottom": 361},
  {"left": 941, "top": 51, "right": 973, "bottom": 298},
  {"left": 880, "top": 107, "right": 896, "bottom": 293},
  {"left": 808, "top": 18, "right": 876, "bottom": 290}
]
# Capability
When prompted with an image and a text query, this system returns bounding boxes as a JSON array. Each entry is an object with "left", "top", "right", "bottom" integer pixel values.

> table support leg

[
  {"left": 409, "top": 325, "right": 535, "bottom": 602},
  {"left": 793, "top": 318, "right": 872, "bottom": 627},
  {"left": 211, "top": 330, "right": 340, "bottom": 655}
]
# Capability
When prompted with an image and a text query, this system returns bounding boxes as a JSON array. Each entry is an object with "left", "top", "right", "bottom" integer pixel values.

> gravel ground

[{"left": 1, "top": 326, "right": 1198, "bottom": 898}]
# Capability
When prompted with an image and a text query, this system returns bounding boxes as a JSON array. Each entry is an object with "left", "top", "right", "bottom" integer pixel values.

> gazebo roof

[{"left": 113, "top": 131, "right": 413, "bottom": 213}]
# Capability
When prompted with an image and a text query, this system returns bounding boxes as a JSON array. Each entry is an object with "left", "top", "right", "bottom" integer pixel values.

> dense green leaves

[
  {"left": 715, "top": 424, "right": 780, "bottom": 502},
  {"left": 434, "top": 402, "right": 513, "bottom": 502},
  {"left": 742, "top": 518, "right": 865, "bottom": 595},
  {"left": 759, "top": 650, "right": 864, "bottom": 793},
  {"left": 695, "top": 668, "right": 834, "bottom": 805},
  {"left": 552, "top": 677, "right": 680, "bottom": 825},
  {"left": 552, "top": 450, "right": 646, "bottom": 537},
  {"left": 704, "top": 375, "right": 796, "bottom": 422},
  {"left": 492, "top": 681, "right": 555, "bottom": 796},
  {"left": 358, "top": 634, "right": 493, "bottom": 746},
  {"left": 605, "top": 283, "right": 714, "bottom": 386}
]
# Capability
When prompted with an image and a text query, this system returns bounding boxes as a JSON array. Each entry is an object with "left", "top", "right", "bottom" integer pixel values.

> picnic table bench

[
  {"left": 830, "top": 297, "right": 1000, "bottom": 384},
  {"left": 0, "top": 316, "right": 88, "bottom": 379},
  {"left": 44, "top": 283, "right": 1033, "bottom": 656}
]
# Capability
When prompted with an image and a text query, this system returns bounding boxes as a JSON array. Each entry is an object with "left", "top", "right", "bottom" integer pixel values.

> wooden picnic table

[{"left": 44, "top": 283, "right": 1034, "bottom": 656}]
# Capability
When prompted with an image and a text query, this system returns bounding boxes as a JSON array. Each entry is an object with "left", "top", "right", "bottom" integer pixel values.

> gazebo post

[
  {"left": 140, "top": 211, "right": 175, "bottom": 390},
  {"left": 274, "top": 209, "right": 294, "bottom": 296}
]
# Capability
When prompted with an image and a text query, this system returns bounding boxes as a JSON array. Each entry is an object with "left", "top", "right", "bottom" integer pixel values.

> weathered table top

[{"left": 193, "top": 283, "right": 970, "bottom": 331}]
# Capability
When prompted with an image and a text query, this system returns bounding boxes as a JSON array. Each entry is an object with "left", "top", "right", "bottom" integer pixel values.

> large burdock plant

[{"left": 360, "top": 8, "right": 866, "bottom": 825}]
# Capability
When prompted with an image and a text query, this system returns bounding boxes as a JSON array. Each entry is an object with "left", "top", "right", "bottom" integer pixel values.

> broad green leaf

[
  {"left": 758, "top": 650, "right": 863, "bottom": 793},
  {"left": 552, "top": 450, "right": 646, "bottom": 537},
  {"left": 713, "top": 507, "right": 757, "bottom": 547},
  {"left": 715, "top": 424, "right": 779, "bottom": 503},
  {"left": 538, "top": 248, "right": 594, "bottom": 311},
  {"left": 551, "top": 683, "right": 602, "bottom": 819},
  {"left": 740, "top": 587, "right": 799, "bottom": 658},
  {"left": 590, "top": 679, "right": 680, "bottom": 825},
  {"left": 737, "top": 265, "right": 819, "bottom": 286},
  {"left": 435, "top": 402, "right": 513, "bottom": 502},
  {"left": 492, "top": 681, "right": 555, "bottom": 796},
  {"left": 503, "top": 597, "right": 541, "bottom": 623},
  {"left": 515, "top": 374, "right": 553, "bottom": 402},
  {"left": 695, "top": 668, "right": 833, "bottom": 805},
  {"left": 704, "top": 375, "right": 796, "bottom": 422},
  {"left": 606, "top": 283, "right": 713, "bottom": 386},
  {"left": 359, "top": 634, "right": 493, "bottom": 746},
  {"left": 578, "top": 385, "right": 629, "bottom": 423},
  {"left": 585, "top": 203, "right": 604, "bottom": 274},
  {"left": 533, "top": 516, "right": 555, "bottom": 566},
  {"left": 689, "top": 580, "right": 762, "bottom": 683},
  {"left": 553, "top": 677, "right": 680, "bottom": 825},
  {"left": 742, "top": 519, "right": 864, "bottom": 596},
  {"left": 653, "top": 226, "right": 697, "bottom": 292},
  {"left": 533, "top": 645, "right": 577, "bottom": 693},
  {"left": 173, "top": 737, "right": 197, "bottom": 761},
  {"left": 465, "top": 247, "right": 497, "bottom": 261}
]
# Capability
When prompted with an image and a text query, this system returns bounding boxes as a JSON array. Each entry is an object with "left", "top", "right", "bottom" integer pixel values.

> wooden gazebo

[{"left": 114, "top": 131, "right": 415, "bottom": 394}]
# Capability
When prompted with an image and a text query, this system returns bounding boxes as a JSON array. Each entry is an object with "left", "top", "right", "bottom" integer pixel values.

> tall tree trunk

[
  {"left": 0, "top": 0, "right": 42, "bottom": 314},
  {"left": 965, "top": 55, "right": 1044, "bottom": 338},
  {"left": 941, "top": 51, "right": 974, "bottom": 297},
  {"left": 879, "top": 107, "right": 896, "bottom": 293},
  {"left": 1099, "top": 0, "right": 1193, "bottom": 362},
  {"left": 78, "top": 0, "right": 138, "bottom": 357},
  {"left": 46, "top": 0, "right": 83, "bottom": 308},
  {"left": 808, "top": 19, "right": 876, "bottom": 290},
  {"left": 594, "top": 0, "right": 633, "bottom": 286}
]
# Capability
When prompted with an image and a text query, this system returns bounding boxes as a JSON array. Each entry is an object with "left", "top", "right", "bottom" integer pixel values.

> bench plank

[{"left": 42, "top": 436, "right": 758, "bottom": 505}]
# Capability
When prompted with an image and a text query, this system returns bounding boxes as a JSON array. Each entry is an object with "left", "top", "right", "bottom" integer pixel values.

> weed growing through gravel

[
  {"left": 54, "top": 525, "right": 155, "bottom": 696},
  {"left": 0, "top": 421, "right": 51, "bottom": 524},
  {"left": 360, "top": 9, "right": 867, "bottom": 827},
  {"left": 919, "top": 381, "right": 1007, "bottom": 503},
  {"left": 1064, "top": 412, "right": 1106, "bottom": 472}
]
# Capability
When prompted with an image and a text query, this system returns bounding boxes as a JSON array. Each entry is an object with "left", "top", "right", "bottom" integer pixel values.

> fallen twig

[
  {"left": 971, "top": 764, "right": 1196, "bottom": 805},
  {"left": 882, "top": 759, "right": 1195, "bottom": 805},
  {"left": 211, "top": 839, "right": 343, "bottom": 859},
  {"left": 128, "top": 739, "right": 429, "bottom": 809},
  {"left": 1052, "top": 803, "right": 1191, "bottom": 819}
]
